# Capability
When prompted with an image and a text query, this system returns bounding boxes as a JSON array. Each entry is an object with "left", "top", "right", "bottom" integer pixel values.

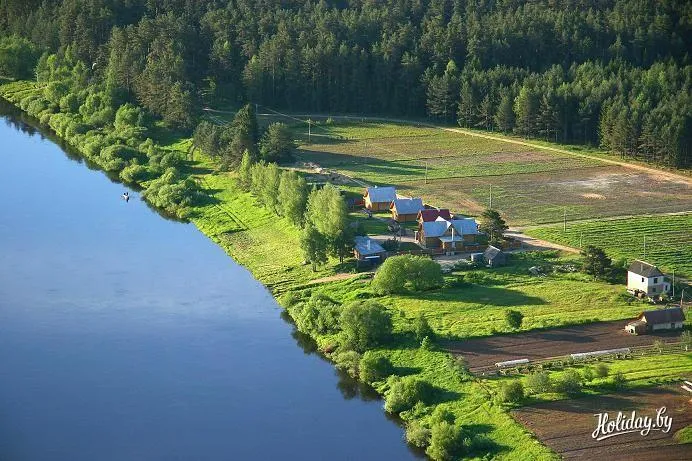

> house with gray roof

[
  {"left": 353, "top": 236, "right": 387, "bottom": 263},
  {"left": 625, "top": 307, "right": 684, "bottom": 335},
  {"left": 417, "top": 216, "right": 481, "bottom": 251},
  {"left": 390, "top": 197, "right": 424, "bottom": 222},
  {"left": 626, "top": 260, "right": 670, "bottom": 298},
  {"left": 363, "top": 186, "right": 397, "bottom": 211}
]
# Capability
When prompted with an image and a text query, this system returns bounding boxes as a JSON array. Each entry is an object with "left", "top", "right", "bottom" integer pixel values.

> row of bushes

[{"left": 8, "top": 86, "right": 201, "bottom": 219}]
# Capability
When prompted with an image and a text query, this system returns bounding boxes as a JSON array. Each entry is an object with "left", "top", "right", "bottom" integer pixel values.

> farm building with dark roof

[{"left": 625, "top": 307, "right": 685, "bottom": 335}]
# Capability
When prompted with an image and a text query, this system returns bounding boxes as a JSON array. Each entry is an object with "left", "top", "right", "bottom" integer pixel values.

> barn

[
  {"left": 625, "top": 307, "right": 685, "bottom": 335},
  {"left": 363, "top": 186, "right": 397, "bottom": 211}
]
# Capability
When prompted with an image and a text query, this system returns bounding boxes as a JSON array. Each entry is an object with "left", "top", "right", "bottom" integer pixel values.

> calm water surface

[{"left": 0, "top": 104, "right": 420, "bottom": 461}]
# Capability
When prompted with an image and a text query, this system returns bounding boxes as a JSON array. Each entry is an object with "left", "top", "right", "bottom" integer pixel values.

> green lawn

[
  {"left": 312, "top": 252, "right": 642, "bottom": 340},
  {"left": 524, "top": 214, "right": 692, "bottom": 278}
]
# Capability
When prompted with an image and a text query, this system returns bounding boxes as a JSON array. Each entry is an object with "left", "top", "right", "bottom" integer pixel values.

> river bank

[{"left": 0, "top": 80, "right": 559, "bottom": 460}]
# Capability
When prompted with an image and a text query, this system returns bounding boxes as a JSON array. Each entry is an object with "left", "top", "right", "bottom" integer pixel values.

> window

[
  {"left": 652, "top": 287, "right": 656, "bottom": 293},
  {"left": 654, "top": 277, "right": 658, "bottom": 283}
]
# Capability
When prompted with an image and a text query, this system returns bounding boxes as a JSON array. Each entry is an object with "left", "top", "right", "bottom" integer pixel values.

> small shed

[
  {"left": 483, "top": 245, "right": 506, "bottom": 267},
  {"left": 390, "top": 198, "right": 424, "bottom": 222},
  {"left": 353, "top": 236, "right": 386, "bottom": 264},
  {"left": 625, "top": 307, "right": 685, "bottom": 335},
  {"left": 363, "top": 186, "right": 397, "bottom": 211}
]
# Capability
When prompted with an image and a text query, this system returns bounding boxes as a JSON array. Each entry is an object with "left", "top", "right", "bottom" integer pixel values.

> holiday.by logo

[{"left": 592, "top": 407, "right": 672, "bottom": 441}]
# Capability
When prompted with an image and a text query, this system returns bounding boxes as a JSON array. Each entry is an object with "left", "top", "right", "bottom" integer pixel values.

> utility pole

[
  {"left": 489, "top": 184, "right": 493, "bottom": 209},
  {"left": 563, "top": 208, "right": 567, "bottom": 232},
  {"left": 643, "top": 235, "right": 647, "bottom": 259},
  {"left": 579, "top": 231, "right": 583, "bottom": 248},
  {"left": 672, "top": 269, "right": 675, "bottom": 298},
  {"left": 425, "top": 161, "right": 428, "bottom": 185},
  {"left": 308, "top": 120, "right": 311, "bottom": 144}
]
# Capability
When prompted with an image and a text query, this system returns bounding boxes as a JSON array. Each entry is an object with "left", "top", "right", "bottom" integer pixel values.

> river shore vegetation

[{"left": 1, "top": 2, "right": 691, "bottom": 458}]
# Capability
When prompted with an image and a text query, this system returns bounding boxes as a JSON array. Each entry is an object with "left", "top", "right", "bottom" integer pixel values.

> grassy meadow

[{"left": 525, "top": 214, "right": 692, "bottom": 278}]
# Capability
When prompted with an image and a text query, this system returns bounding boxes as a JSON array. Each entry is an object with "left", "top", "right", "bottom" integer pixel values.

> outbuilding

[
  {"left": 353, "top": 236, "right": 387, "bottom": 265},
  {"left": 483, "top": 245, "right": 506, "bottom": 267},
  {"left": 363, "top": 186, "right": 397, "bottom": 211},
  {"left": 417, "top": 208, "right": 452, "bottom": 223},
  {"left": 625, "top": 307, "right": 685, "bottom": 335},
  {"left": 390, "top": 197, "right": 424, "bottom": 222}
]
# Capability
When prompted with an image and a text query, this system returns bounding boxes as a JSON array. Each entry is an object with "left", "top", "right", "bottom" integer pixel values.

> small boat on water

[{"left": 122, "top": 192, "right": 130, "bottom": 202}]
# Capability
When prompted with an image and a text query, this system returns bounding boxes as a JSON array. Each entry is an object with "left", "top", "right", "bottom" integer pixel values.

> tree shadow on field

[
  {"left": 464, "top": 423, "right": 508, "bottom": 458},
  {"left": 419, "top": 285, "right": 547, "bottom": 308},
  {"left": 297, "top": 148, "right": 426, "bottom": 179}
]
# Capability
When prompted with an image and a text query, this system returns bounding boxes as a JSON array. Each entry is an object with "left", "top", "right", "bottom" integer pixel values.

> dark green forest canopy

[{"left": 0, "top": 0, "right": 690, "bottom": 166}]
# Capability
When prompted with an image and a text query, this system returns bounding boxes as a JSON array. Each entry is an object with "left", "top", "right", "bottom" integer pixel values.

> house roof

[
  {"left": 418, "top": 208, "right": 452, "bottom": 222},
  {"left": 627, "top": 260, "right": 664, "bottom": 278},
  {"left": 364, "top": 186, "right": 396, "bottom": 203},
  {"left": 484, "top": 245, "right": 503, "bottom": 259},
  {"left": 451, "top": 218, "right": 480, "bottom": 235},
  {"left": 353, "top": 236, "right": 385, "bottom": 256},
  {"left": 391, "top": 198, "right": 424, "bottom": 215},
  {"left": 421, "top": 219, "right": 451, "bottom": 237},
  {"left": 639, "top": 307, "right": 684, "bottom": 324}
]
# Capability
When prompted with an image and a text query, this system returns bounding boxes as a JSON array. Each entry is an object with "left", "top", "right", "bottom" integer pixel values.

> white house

[{"left": 626, "top": 260, "right": 670, "bottom": 297}]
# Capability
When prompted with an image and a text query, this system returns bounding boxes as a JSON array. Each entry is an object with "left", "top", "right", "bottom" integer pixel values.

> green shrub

[
  {"left": 426, "top": 420, "right": 470, "bottom": 461},
  {"left": 524, "top": 371, "right": 552, "bottom": 394},
  {"left": 384, "top": 376, "right": 434, "bottom": 413},
  {"left": 372, "top": 255, "right": 443, "bottom": 294},
  {"left": 595, "top": 363, "right": 609, "bottom": 378},
  {"left": 504, "top": 309, "right": 524, "bottom": 329},
  {"left": 333, "top": 350, "right": 361, "bottom": 378},
  {"left": 359, "top": 353, "right": 394, "bottom": 384},
  {"left": 497, "top": 380, "right": 524, "bottom": 403},
  {"left": 339, "top": 300, "right": 392, "bottom": 352},
  {"left": 141, "top": 167, "right": 201, "bottom": 218},
  {"left": 554, "top": 370, "right": 582, "bottom": 396},
  {"left": 612, "top": 371, "right": 627, "bottom": 390},
  {"left": 119, "top": 163, "right": 151, "bottom": 183},
  {"left": 582, "top": 366, "right": 594, "bottom": 382},
  {"left": 406, "top": 420, "right": 431, "bottom": 448},
  {"left": 413, "top": 314, "right": 434, "bottom": 342}
]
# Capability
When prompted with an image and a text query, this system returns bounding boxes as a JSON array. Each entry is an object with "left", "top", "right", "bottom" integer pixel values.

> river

[{"left": 0, "top": 102, "right": 421, "bottom": 461}]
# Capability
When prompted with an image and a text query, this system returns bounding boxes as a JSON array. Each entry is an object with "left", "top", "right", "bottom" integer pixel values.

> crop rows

[{"left": 525, "top": 214, "right": 692, "bottom": 277}]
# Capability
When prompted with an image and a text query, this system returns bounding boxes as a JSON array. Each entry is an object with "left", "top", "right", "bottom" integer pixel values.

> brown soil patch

[
  {"left": 582, "top": 193, "right": 607, "bottom": 200},
  {"left": 444, "top": 320, "right": 682, "bottom": 373},
  {"left": 512, "top": 386, "right": 692, "bottom": 460}
]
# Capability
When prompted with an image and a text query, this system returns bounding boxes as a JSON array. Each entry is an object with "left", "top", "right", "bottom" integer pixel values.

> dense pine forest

[{"left": 0, "top": 0, "right": 690, "bottom": 167}]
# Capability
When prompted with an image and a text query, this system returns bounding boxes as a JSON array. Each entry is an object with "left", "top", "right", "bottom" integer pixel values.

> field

[
  {"left": 443, "top": 320, "right": 684, "bottom": 373},
  {"left": 524, "top": 214, "right": 692, "bottom": 277},
  {"left": 287, "top": 120, "right": 692, "bottom": 225},
  {"left": 311, "top": 253, "right": 646, "bottom": 340},
  {"left": 511, "top": 386, "right": 692, "bottom": 460}
]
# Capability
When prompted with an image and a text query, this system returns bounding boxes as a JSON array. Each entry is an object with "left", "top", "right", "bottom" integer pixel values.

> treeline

[{"left": 0, "top": 0, "right": 690, "bottom": 166}]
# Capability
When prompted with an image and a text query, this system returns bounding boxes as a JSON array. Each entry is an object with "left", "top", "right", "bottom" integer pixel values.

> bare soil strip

[
  {"left": 511, "top": 386, "right": 692, "bottom": 460},
  {"left": 444, "top": 320, "right": 683, "bottom": 373}
]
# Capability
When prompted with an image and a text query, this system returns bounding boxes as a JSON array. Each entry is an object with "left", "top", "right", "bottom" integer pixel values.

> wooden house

[
  {"left": 625, "top": 307, "right": 685, "bottom": 335},
  {"left": 417, "top": 217, "right": 480, "bottom": 251},
  {"left": 390, "top": 198, "right": 424, "bottom": 222},
  {"left": 417, "top": 208, "right": 452, "bottom": 223},
  {"left": 353, "top": 236, "right": 387, "bottom": 263},
  {"left": 363, "top": 186, "right": 397, "bottom": 211}
]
